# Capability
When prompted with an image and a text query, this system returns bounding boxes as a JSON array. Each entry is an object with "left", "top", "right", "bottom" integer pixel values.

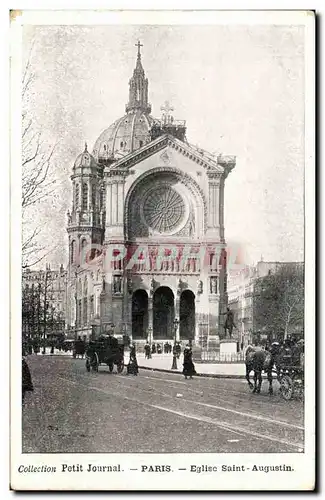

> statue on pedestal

[
  {"left": 113, "top": 276, "right": 122, "bottom": 294},
  {"left": 221, "top": 307, "right": 236, "bottom": 338}
]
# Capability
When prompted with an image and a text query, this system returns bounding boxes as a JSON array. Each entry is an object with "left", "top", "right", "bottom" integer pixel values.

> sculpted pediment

[{"left": 107, "top": 134, "right": 235, "bottom": 176}]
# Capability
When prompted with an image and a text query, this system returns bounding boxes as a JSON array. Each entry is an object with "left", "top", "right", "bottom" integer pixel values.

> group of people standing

[
  {"left": 144, "top": 341, "right": 182, "bottom": 359},
  {"left": 142, "top": 340, "right": 196, "bottom": 379}
]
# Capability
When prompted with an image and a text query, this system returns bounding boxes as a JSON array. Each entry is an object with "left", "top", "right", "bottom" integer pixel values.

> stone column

[
  {"left": 117, "top": 180, "right": 125, "bottom": 225},
  {"left": 105, "top": 172, "right": 126, "bottom": 240},
  {"left": 207, "top": 173, "right": 220, "bottom": 229},
  {"left": 111, "top": 182, "right": 118, "bottom": 225},
  {"left": 106, "top": 183, "right": 112, "bottom": 226}
]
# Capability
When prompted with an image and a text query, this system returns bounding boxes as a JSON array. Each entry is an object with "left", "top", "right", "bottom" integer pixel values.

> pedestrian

[
  {"left": 33, "top": 340, "right": 40, "bottom": 355},
  {"left": 127, "top": 343, "right": 139, "bottom": 376},
  {"left": 176, "top": 342, "right": 181, "bottom": 359},
  {"left": 144, "top": 341, "right": 151, "bottom": 359},
  {"left": 22, "top": 357, "right": 33, "bottom": 404},
  {"left": 157, "top": 343, "right": 162, "bottom": 354},
  {"left": 182, "top": 345, "right": 196, "bottom": 380},
  {"left": 151, "top": 343, "right": 156, "bottom": 354}
]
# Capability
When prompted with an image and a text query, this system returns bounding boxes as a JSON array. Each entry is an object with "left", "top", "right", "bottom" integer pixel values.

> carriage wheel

[
  {"left": 117, "top": 361, "right": 124, "bottom": 373},
  {"left": 280, "top": 375, "right": 293, "bottom": 400},
  {"left": 108, "top": 363, "right": 114, "bottom": 373},
  {"left": 86, "top": 357, "right": 91, "bottom": 372},
  {"left": 91, "top": 352, "right": 99, "bottom": 372}
]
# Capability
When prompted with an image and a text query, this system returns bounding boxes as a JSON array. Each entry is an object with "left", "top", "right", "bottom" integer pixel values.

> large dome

[{"left": 92, "top": 110, "right": 155, "bottom": 162}]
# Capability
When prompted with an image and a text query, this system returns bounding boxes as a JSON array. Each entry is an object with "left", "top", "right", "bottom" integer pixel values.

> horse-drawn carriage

[
  {"left": 275, "top": 341, "right": 304, "bottom": 400},
  {"left": 245, "top": 339, "right": 304, "bottom": 400},
  {"left": 85, "top": 334, "right": 125, "bottom": 373}
]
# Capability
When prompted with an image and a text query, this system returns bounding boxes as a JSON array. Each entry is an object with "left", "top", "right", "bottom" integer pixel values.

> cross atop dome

[
  {"left": 135, "top": 40, "right": 143, "bottom": 58},
  {"left": 126, "top": 41, "right": 151, "bottom": 114}
]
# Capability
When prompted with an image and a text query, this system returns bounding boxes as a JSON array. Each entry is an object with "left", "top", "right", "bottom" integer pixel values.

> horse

[{"left": 245, "top": 345, "right": 275, "bottom": 395}]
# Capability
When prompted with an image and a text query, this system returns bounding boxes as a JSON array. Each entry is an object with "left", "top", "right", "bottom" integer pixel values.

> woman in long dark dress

[
  {"left": 127, "top": 343, "right": 139, "bottom": 376},
  {"left": 183, "top": 345, "right": 196, "bottom": 379},
  {"left": 22, "top": 357, "right": 33, "bottom": 404}
]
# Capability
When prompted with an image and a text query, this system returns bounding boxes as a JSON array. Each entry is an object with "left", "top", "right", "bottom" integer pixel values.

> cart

[
  {"left": 275, "top": 348, "right": 304, "bottom": 401},
  {"left": 85, "top": 335, "right": 124, "bottom": 373}
]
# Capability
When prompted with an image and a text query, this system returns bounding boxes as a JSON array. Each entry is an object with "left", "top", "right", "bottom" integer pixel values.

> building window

[
  {"left": 90, "top": 295, "right": 94, "bottom": 320},
  {"left": 77, "top": 299, "right": 82, "bottom": 327},
  {"left": 139, "top": 140, "right": 143, "bottom": 147},
  {"left": 70, "top": 240, "right": 76, "bottom": 264},
  {"left": 83, "top": 297, "right": 88, "bottom": 325},
  {"left": 80, "top": 239, "right": 87, "bottom": 265},
  {"left": 120, "top": 141, "right": 124, "bottom": 148},
  {"left": 82, "top": 183, "right": 88, "bottom": 211}
]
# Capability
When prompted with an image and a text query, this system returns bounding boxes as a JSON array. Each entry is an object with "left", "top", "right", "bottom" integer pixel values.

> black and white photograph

[{"left": 10, "top": 9, "right": 315, "bottom": 491}]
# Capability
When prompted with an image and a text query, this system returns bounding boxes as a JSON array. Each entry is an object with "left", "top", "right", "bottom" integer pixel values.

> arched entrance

[
  {"left": 153, "top": 287, "right": 174, "bottom": 339},
  {"left": 132, "top": 290, "right": 148, "bottom": 339},
  {"left": 180, "top": 290, "right": 195, "bottom": 340}
]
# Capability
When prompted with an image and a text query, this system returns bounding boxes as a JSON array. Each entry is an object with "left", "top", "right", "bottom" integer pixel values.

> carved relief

[
  {"left": 159, "top": 150, "right": 172, "bottom": 164},
  {"left": 113, "top": 275, "right": 123, "bottom": 294}
]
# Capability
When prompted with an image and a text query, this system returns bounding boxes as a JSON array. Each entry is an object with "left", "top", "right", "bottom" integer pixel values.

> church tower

[
  {"left": 125, "top": 41, "right": 151, "bottom": 114},
  {"left": 67, "top": 143, "right": 105, "bottom": 272}
]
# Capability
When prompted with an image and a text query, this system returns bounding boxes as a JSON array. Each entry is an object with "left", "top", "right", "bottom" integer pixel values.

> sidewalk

[
  {"left": 36, "top": 348, "right": 251, "bottom": 379},
  {"left": 136, "top": 353, "right": 246, "bottom": 378}
]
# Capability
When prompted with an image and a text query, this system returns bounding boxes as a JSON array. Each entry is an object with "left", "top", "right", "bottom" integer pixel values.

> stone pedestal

[{"left": 219, "top": 339, "right": 238, "bottom": 355}]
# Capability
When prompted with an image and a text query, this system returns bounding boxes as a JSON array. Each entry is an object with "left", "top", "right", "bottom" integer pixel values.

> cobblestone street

[{"left": 22, "top": 355, "right": 304, "bottom": 454}]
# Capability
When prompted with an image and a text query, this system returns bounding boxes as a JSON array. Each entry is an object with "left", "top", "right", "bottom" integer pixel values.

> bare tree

[
  {"left": 22, "top": 42, "right": 57, "bottom": 268},
  {"left": 253, "top": 263, "right": 304, "bottom": 341}
]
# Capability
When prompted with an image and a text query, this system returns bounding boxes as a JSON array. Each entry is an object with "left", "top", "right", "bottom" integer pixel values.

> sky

[{"left": 22, "top": 23, "right": 305, "bottom": 269}]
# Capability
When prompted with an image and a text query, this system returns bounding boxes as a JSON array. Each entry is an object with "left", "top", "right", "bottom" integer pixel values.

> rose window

[{"left": 142, "top": 186, "right": 185, "bottom": 233}]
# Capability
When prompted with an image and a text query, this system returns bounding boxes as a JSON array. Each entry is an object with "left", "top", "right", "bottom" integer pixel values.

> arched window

[
  {"left": 80, "top": 239, "right": 87, "bottom": 264},
  {"left": 70, "top": 240, "right": 76, "bottom": 264},
  {"left": 82, "top": 183, "right": 88, "bottom": 211},
  {"left": 75, "top": 184, "right": 79, "bottom": 209},
  {"left": 91, "top": 184, "right": 96, "bottom": 209}
]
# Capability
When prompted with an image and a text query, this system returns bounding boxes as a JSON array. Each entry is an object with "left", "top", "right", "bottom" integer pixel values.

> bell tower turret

[
  {"left": 125, "top": 41, "right": 151, "bottom": 114},
  {"left": 67, "top": 142, "right": 105, "bottom": 271}
]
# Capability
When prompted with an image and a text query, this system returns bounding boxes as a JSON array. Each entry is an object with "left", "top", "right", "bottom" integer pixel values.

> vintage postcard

[{"left": 10, "top": 9, "right": 315, "bottom": 491}]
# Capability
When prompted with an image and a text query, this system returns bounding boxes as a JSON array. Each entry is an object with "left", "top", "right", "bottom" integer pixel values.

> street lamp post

[
  {"left": 147, "top": 326, "right": 153, "bottom": 358},
  {"left": 171, "top": 317, "right": 179, "bottom": 370}
]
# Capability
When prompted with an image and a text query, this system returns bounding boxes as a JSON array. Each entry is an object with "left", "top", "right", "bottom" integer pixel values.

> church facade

[{"left": 66, "top": 43, "right": 236, "bottom": 347}]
